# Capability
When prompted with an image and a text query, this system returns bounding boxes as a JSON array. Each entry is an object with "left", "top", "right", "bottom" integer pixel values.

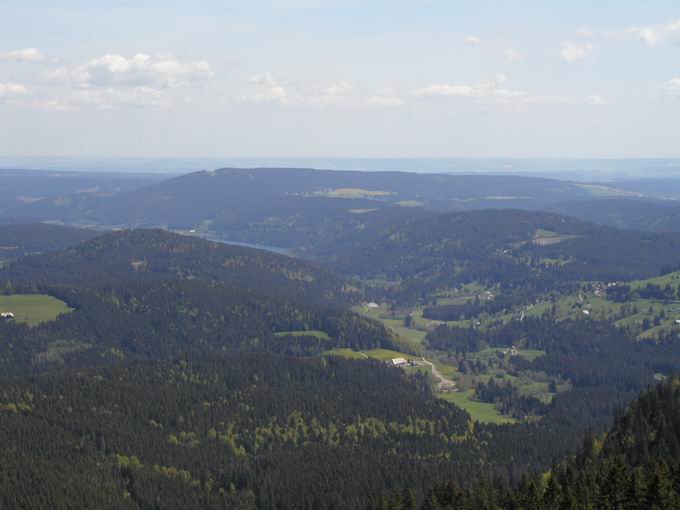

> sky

[{"left": 1, "top": 0, "right": 679, "bottom": 159}]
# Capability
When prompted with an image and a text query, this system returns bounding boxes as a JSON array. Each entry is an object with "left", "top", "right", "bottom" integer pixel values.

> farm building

[
  {"left": 367, "top": 302, "right": 379, "bottom": 308},
  {"left": 391, "top": 358, "right": 408, "bottom": 366},
  {"left": 1, "top": 312, "right": 14, "bottom": 321}
]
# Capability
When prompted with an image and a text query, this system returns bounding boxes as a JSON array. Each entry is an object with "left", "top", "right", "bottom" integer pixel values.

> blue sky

[{"left": 1, "top": 1, "right": 679, "bottom": 158}]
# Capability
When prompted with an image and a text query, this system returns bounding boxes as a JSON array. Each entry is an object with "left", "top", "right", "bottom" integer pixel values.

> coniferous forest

[
  {"left": 4, "top": 0, "right": 680, "bottom": 505},
  {"left": 3, "top": 169, "right": 680, "bottom": 509}
]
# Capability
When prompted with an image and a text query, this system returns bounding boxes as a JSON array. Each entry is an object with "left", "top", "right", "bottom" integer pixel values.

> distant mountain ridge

[
  {"left": 0, "top": 223, "right": 99, "bottom": 261},
  {"left": 549, "top": 197, "right": 680, "bottom": 233},
  {"left": 3, "top": 168, "right": 604, "bottom": 248}
]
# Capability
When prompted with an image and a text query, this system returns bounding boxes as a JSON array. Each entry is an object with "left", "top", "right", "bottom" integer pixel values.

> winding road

[{"left": 420, "top": 357, "right": 457, "bottom": 392}]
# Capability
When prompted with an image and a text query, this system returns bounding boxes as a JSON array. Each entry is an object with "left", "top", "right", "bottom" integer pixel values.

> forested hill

[
  {"left": 315, "top": 208, "right": 680, "bottom": 297},
  {"left": 0, "top": 168, "right": 166, "bottom": 219},
  {"left": 0, "top": 223, "right": 99, "bottom": 261},
  {"left": 0, "top": 229, "right": 393, "bottom": 370},
  {"left": 548, "top": 197, "right": 680, "bottom": 233},
  {"left": 3, "top": 228, "right": 352, "bottom": 306},
  {"left": 0, "top": 354, "right": 472, "bottom": 509},
  {"left": 4, "top": 168, "right": 603, "bottom": 249},
  {"left": 88, "top": 168, "right": 592, "bottom": 225},
  {"left": 387, "top": 378, "right": 680, "bottom": 509}
]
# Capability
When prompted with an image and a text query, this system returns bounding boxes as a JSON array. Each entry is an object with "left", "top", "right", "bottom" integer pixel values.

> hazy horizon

[{"left": 2, "top": 156, "right": 680, "bottom": 182}]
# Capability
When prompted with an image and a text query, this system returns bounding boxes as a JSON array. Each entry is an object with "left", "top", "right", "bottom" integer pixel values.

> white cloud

[
  {"left": 45, "top": 53, "right": 214, "bottom": 88},
  {"left": 494, "top": 73, "right": 508, "bottom": 84},
  {"left": 586, "top": 94, "right": 608, "bottom": 107},
  {"left": 239, "top": 74, "right": 404, "bottom": 109},
  {"left": 0, "top": 83, "right": 28, "bottom": 98},
  {"left": 240, "top": 72, "right": 288, "bottom": 104},
  {"left": 657, "top": 78, "right": 680, "bottom": 99},
  {"left": 410, "top": 77, "right": 571, "bottom": 107},
  {"left": 463, "top": 36, "right": 482, "bottom": 46},
  {"left": 502, "top": 47, "right": 523, "bottom": 63},
  {"left": 36, "top": 87, "right": 164, "bottom": 111},
  {"left": 365, "top": 95, "right": 404, "bottom": 107},
  {"left": 561, "top": 41, "right": 594, "bottom": 63},
  {"left": 1, "top": 48, "right": 46, "bottom": 62},
  {"left": 323, "top": 81, "right": 351, "bottom": 96},
  {"left": 624, "top": 18, "right": 680, "bottom": 46},
  {"left": 576, "top": 27, "right": 595, "bottom": 37}
]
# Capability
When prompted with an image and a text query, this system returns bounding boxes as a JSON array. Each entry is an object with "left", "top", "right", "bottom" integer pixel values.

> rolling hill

[
  {"left": 312, "top": 209, "right": 680, "bottom": 298},
  {"left": 5, "top": 228, "right": 350, "bottom": 305},
  {"left": 548, "top": 197, "right": 680, "bottom": 233},
  {"left": 0, "top": 168, "right": 166, "bottom": 221},
  {"left": 0, "top": 223, "right": 100, "bottom": 261},
  {"left": 0, "top": 229, "right": 393, "bottom": 369},
  {"left": 4, "top": 168, "right": 608, "bottom": 249}
]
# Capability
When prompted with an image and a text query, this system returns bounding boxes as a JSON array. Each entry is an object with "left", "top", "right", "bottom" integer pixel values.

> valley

[{"left": 3, "top": 167, "right": 680, "bottom": 508}]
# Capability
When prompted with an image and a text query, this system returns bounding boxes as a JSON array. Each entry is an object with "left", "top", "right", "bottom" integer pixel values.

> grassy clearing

[
  {"left": 322, "top": 348, "right": 368, "bottom": 360},
  {"left": 435, "top": 296, "right": 472, "bottom": 306},
  {"left": 356, "top": 303, "right": 428, "bottom": 352},
  {"left": 519, "top": 349, "right": 547, "bottom": 361},
  {"left": 430, "top": 358, "right": 459, "bottom": 380},
  {"left": 348, "top": 208, "right": 378, "bottom": 214},
  {"left": 534, "top": 228, "right": 558, "bottom": 238},
  {"left": 630, "top": 271, "right": 680, "bottom": 291},
  {"left": 327, "top": 188, "right": 393, "bottom": 199},
  {"left": 525, "top": 280, "right": 680, "bottom": 339},
  {"left": 575, "top": 183, "right": 638, "bottom": 197},
  {"left": 362, "top": 349, "right": 420, "bottom": 361},
  {"left": 0, "top": 294, "right": 72, "bottom": 326},
  {"left": 396, "top": 200, "right": 424, "bottom": 207},
  {"left": 322, "top": 348, "right": 419, "bottom": 362},
  {"left": 274, "top": 330, "right": 331, "bottom": 340},
  {"left": 437, "top": 390, "right": 515, "bottom": 425},
  {"left": 466, "top": 348, "right": 546, "bottom": 363},
  {"left": 392, "top": 327, "right": 427, "bottom": 351}
]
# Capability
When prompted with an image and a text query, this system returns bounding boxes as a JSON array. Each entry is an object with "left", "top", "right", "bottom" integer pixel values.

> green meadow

[{"left": 0, "top": 294, "right": 73, "bottom": 326}]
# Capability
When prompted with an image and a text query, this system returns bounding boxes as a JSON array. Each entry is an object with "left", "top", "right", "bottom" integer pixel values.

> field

[
  {"left": 357, "top": 304, "right": 428, "bottom": 351},
  {"left": 348, "top": 208, "right": 378, "bottom": 214},
  {"left": 323, "top": 347, "right": 417, "bottom": 362},
  {"left": 361, "top": 348, "right": 420, "bottom": 361},
  {"left": 0, "top": 294, "right": 73, "bottom": 325},
  {"left": 437, "top": 390, "right": 515, "bottom": 425},
  {"left": 522, "top": 274, "right": 680, "bottom": 339},
  {"left": 322, "top": 348, "right": 368, "bottom": 360},
  {"left": 395, "top": 200, "right": 424, "bottom": 207},
  {"left": 353, "top": 299, "right": 558, "bottom": 424},
  {"left": 274, "top": 330, "right": 331, "bottom": 340},
  {"left": 326, "top": 188, "right": 393, "bottom": 199}
]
